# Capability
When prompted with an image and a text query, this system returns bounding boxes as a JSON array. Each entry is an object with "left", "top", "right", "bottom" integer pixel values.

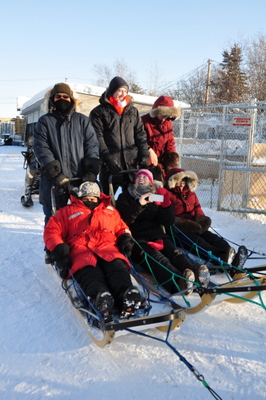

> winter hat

[
  {"left": 50, "top": 82, "right": 73, "bottom": 97},
  {"left": 150, "top": 96, "right": 181, "bottom": 120},
  {"left": 135, "top": 169, "right": 154, "bottom": 183},
  {"left": 166, "top": 168, "right": 198, "bottom": 192},
  {"left": 106, "top": 76, "right": 129, "bottom": 98},
  {"left": 76, "top": 182, "right": 100, "bottom": 198}
]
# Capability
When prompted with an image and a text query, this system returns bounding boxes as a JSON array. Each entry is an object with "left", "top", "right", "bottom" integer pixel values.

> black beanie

[
  {"left": 106, "top": 76, "right": 129, "bottom": 98},
  {"left": 50, "top": 83, "right": 73, "bottom": 97}
]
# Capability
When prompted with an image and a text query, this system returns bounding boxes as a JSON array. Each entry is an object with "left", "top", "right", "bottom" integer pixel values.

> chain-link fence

[{"left": 173, "top": 101, "right": 266, "bottom": 217}]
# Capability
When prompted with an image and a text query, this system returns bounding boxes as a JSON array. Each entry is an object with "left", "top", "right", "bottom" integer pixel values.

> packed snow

[{"left": 0, "top": 145, "right": 265, "bottom": 400}]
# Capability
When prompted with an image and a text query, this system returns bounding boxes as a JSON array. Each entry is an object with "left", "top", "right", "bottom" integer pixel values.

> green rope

[{"left": 132, "top": 238, "right": 201, "bottom": 307}]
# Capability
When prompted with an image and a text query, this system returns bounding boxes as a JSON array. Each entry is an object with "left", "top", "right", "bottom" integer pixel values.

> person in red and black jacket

[
  {"left": 141, "top": 96, "right": 181, "bottom": 168},
  {"left": 44, "top": 181, "right": 141, "bottom": 320},
  {"left": 165, "top": 168, "right": 248, "bottom": 273}
]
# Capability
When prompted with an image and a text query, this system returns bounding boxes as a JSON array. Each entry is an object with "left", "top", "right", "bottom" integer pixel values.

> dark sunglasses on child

[{"left": 54, "top": 94, "right": 70, "bottom": 99}]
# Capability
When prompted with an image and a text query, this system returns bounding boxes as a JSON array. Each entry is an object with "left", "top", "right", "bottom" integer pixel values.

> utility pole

[{"left": 205, "top": 59, "right": 212, "bottom": 105}]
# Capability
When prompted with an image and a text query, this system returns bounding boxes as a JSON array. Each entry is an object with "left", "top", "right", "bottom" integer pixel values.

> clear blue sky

[{"left": 1, "top": 0, "right": 266, "bottom": 117}]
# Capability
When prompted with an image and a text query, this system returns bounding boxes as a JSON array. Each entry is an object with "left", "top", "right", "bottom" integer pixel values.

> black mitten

[
  {"left": 117, "top": 233, "right": 134, "bottom": 257},
  {"left": 138, "top": 156, "right": 149, "bottom": 169},
  {"left": 51, "top": 243, "right": 72, "bottom": 279},
  {"left": 41, "top": 160, "right": 61, "bottom": 180},
  {"left": 82, "top": 157, "right": 101, "bottom": 182},
  {"left": 105, "top": 156, "right": 122, "bottom": 175},
  {"left": 195, "top": 215, "right": 211, "bottom": 234},
  {"left": 82, "top": 157, "right": 101, "bottom": 172},
  {"left": 53, "top": 173, "right": 70, "bottom": 188},
  {"left": 174, "top": 217, "right": 202, "bottom": 233}
]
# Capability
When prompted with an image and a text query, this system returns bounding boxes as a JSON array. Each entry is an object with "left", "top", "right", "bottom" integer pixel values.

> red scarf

[{"left": 109, "top": 95, "right": 130, "bottom": 115}]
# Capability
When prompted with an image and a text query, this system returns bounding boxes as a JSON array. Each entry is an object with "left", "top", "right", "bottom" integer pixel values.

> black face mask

[
  {"left": 83, "top": 200, "right": 99, "bottom": 210},
  {"left": 54, "top": 99, "right": 72, "bottom": 114}
]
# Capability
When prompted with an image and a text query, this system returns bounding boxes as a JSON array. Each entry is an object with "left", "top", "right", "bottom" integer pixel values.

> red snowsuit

[{"left": 44, "top": 193, "right": 131, "bottom": 275}]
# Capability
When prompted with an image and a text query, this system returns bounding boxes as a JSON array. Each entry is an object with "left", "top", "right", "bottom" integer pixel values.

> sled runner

[
  {"left": 49, "top": 263, "right": 186, "bottom": 348},
  {"left": 21, "top": 147, "right": 40, "bottom": 207}
]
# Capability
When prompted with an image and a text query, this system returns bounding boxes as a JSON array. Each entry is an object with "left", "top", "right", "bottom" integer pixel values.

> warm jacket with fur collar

[
  {"left": 34, "top": 87, "right": 99, "bottom": 208},
  {"left": 141, "top": 96, "right": 181, "bottom": 159},
  {"left": 166, "top": 169, "right": 203, "bottom": 217}
]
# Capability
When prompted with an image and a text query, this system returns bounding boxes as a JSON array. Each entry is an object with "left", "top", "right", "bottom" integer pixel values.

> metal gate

[{"left": 173, "top": 101, "right": 266, "bottom": 215}]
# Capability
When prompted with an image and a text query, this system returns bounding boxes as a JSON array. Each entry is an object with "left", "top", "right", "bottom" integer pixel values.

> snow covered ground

[{"left": 0, "top": 145, "right": 265, "bottom": 400}]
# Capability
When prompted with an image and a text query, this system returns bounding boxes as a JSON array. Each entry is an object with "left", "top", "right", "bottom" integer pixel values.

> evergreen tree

[{"left": 212, "top": 44, "right": 248, "bottom": 104}]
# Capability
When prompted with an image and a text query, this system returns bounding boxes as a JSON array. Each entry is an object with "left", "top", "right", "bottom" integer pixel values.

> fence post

[{"left": 217, "top": 105, "right": 226, "bottom": 211}]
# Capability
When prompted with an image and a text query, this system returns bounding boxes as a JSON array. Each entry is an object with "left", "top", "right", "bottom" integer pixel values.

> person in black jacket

[
  {"left": 34, "top": 82, "right": 100, "bottom": 225},
  {"left": 34, "top": 82, "right": 101, "bottom": 263},
  {"left": 116, "top": 169, "right": 210, "bottom": 295},
  {"left": 90, "top": 76, "right": 149, "bottom": 195}
]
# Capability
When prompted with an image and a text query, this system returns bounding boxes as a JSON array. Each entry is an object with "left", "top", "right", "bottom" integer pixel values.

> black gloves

[
  {"left": 117, "top": 233, "right": 134, "bottom": 257},
  {"left": 138, "top": 156, "right": 149, "bottom": 169},
  {"left": 81, "top": 157, "right": 101, "bottom": 183},
  {"left": 195, "top": 215, "right": 212, "bottom": 234},
  {"left": 105, "top": 156, "right": 122, "bottom": 175},
  {"left": 51, "top": 243, "right": 72, "bottom": 279},
  {"left": 53, "top": 173, "right": 70, "bottom": 188},
  {"left": 41, "top": 160, "right": 61, "bottom": 180},
  {"left": 41, "top": 160, "right": 70, "bottom": 188}
]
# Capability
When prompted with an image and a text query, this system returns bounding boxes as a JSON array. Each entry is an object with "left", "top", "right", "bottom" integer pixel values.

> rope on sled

[
  {"left": 170, "top": 224, "right": 260, "bottom": 277},
  {"left": 124, "top": 321, "right": 223, "bottom": 400},
  {"left": 132, "top": 238, "right": 202, "bottom": 308},
  {"left": 210, "top": 226, "right": 266, "bottom": 260}
]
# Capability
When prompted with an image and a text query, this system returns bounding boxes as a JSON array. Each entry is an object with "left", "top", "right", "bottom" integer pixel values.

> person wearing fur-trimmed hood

[
  {"left": 165, "top": 168, "right": 248, "bottom": 271},
  {"left": 34, "top": 82, "right": 100, "bottom": 228},
  {"left": 141, "top": 96, "right": 181, "bottom": 167},
  {"left": 116, "top": 169, "right": 210, "bottom": 294}
]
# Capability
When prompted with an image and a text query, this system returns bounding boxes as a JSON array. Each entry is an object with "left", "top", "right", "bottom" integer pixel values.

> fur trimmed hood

[
  {"left": 150, "top": 96, "right": 181, "bottom": 120},
  {"left": 41, "top": 85, "right": 81, "bottom": 114},
  {"left": 166, "top": 168, "right": 198, "bottom": 192}
]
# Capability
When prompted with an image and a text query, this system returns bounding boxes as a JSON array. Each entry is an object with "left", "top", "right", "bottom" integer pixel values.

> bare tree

[
  {"left": 246, "top": 34, "right": 266, "bottom": 101},
  {"left": 93, "top": 58, "right": 142, "bottom": 92},
  {"left": 168, "top": 65, "right": 208, "bottom": 106}
]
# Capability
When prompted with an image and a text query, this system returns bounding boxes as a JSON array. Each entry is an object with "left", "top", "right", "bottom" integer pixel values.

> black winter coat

[
  {"left": 34, "top": 111, "right": 99, "bottom": 207},
  {"left": 116, "top": 189, "right": 175, "bottom": 241},
  {"left": 90, "top": 93, "right": 149, "bottom": 169}
]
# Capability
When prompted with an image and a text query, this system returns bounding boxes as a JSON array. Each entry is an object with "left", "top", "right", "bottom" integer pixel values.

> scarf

[{"left": 109, "top": 95, "right": 130, "bottom": 115}]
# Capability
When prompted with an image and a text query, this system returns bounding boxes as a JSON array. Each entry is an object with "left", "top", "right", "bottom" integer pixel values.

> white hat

[{"left": 76, "top": 182, "right": 100, "bottom": 198}]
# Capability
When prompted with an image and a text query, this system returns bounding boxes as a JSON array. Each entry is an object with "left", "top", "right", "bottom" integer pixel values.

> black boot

[{"left": 120, "top": 286, "right": 141, "bottom": 319}]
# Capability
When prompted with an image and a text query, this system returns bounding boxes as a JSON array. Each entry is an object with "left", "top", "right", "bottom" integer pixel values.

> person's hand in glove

[
  {"left": 81, "top": 157, "right": 101, "bottom": 183},
  {"left": 41, "top": 160, "right": 70, "bottom": 188},
  {"left": 105, "top": 156, "right": 122, "bottom": 175},
  {"left": 53, "top": 173, "right": 70, "bottom": 188},
  {"left": 138, "top": 156, "right": 149, "bottom": 169},
  {"left": 51, "top": 243, "right": 72, "bottom": 279},
  {"left": 117, "top": 233, "right": 134, "bottom": 257},
  {"left": 155, "top": 188, "right": 172, "bottom": 208}
]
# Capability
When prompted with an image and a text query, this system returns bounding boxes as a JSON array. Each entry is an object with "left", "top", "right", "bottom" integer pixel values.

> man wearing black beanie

[{"left": 90, "top": 76, "right": 149, "bottom": 195}]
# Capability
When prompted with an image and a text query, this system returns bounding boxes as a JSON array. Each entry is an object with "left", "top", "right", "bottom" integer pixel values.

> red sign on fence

[{"left": 232, "top": 117, "right": 251, "bottom": 126}]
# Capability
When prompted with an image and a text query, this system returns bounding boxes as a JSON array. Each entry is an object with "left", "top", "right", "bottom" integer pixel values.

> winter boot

[
  {"left": 180, "top": 269, "right": 195, "bottom": 296},
  {"left": 230, "top": 246, "right": 249, "bottom": 280},
  {"left": 45, "top": 250, "right": 53, "bottom": 264},
  {"left": 227, "top": 247, "right": 236, "bottom": 265},
  {"left": 120, "top": 286, "right": 141, "bottom": 319},
  {"left": 93, "top": 291, "right": 114, "bottom": 323},
  {"left": 196, "top": 264, "right": 210, "bottom": 288}
]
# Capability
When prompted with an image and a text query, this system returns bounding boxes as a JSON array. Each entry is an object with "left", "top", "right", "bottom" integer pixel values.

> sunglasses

[{"left": 54, "top": 94, "right": 70, "bottom": 100}]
